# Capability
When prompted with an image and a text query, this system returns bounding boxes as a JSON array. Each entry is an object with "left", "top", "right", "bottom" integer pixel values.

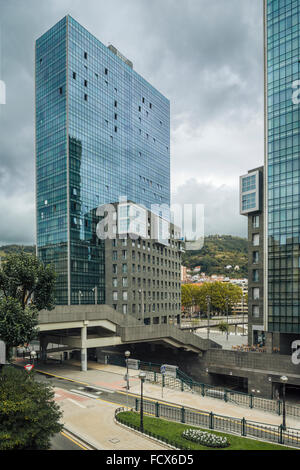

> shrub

[{"left": 182, "top": 429, "right": 229, "bottom": 448}]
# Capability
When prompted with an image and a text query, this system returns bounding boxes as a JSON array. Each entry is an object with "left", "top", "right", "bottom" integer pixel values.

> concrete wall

[{"left": 184, "top": 349, "right": 300, "bottom": 399}]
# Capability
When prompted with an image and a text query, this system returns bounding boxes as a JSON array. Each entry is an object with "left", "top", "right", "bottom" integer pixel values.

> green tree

[
  {"left": 0, "top": 366, "right": 63, "bottom": 450},
  {"left": 0, "top": 298, "right": 38, "bottom": 352},
  {"left": 0, "top": 252, "right": 56, "bottom": 310},
  {"left": 0, "top": 252, "right": 56, "bottom": 356},
  {"left": 218, "top": 321, "right": 229, "bottom": 334}
]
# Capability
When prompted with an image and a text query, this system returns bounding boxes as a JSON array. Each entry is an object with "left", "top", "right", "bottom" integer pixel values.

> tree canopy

[
  {"left": 0, "top": 366, "right": 62, "bottom": 450},
  {"left": 0, "top": 252, "right": 56, "bottom": 354},
  {"left": 181, "top": 282, "right": 243, "bottom": 315}
]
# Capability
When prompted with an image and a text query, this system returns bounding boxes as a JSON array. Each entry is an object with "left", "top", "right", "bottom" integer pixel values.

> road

[
  {"left": 34, "top": 373, "right": 166, "bottom": 450},
  {"left": 51, "top": 432, "right": 89, "bottom": 450}
]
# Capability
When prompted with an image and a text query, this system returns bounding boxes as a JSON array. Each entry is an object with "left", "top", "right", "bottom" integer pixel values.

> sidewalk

[
  {"left": 54, "top": 386, "right": 168, "bottom": 450},
  {"left": 16, "top": 357, "right": 300, "bottom": 430}
]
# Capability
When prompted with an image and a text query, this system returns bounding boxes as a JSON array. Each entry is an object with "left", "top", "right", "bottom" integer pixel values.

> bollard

[
  {"left": 241, "top": 418, "right": 246, "bottom": 436},
  {"left": 209, "top": 412, "right": 214, "bottom": 429},
  {"left": 181, "top": 407, "right": 185, "bottom": 424}
]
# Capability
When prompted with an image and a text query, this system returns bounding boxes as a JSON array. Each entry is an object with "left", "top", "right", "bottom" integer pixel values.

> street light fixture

[
  {"left": 280, "top": 375, "right": 288, "bottom": 430},
  {"left": 206, "top": 295, "right": 211, "bottom": 340},
  {"left": 30, "top": 350, "right": 37, "bottom": 365},
  {"left": 125, "top": 350, "right": 131, "bottom": 409},
  {"left": 125, "top": 350, "right": 130, "bottom": 390},
  {"left": 92, "top": 286, "right": 98, "bottom": 305},
  {"left": 139, "top": 371, "right": 146, "bottom": 432},
  {"left": 226, "top": 297, "right": 229, "bottom": 341}
]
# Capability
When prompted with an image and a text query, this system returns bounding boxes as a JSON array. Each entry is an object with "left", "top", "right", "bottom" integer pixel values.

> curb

[{"left": 62, "top": 424, "right": 103, "bottom": 450}]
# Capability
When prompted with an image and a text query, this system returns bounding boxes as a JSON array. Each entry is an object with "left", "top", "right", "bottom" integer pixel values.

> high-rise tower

[
  {"left": 35, "top": 16, "right": 170, "bottom": 306},
  {"left": 264, "top": 0, "right": 300, "bottom": 350}
]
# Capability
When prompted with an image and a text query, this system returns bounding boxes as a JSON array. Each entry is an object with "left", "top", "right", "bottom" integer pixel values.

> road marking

[
  {"left": 60, "top": 431, "right": 89, "bottom": 450},
  {"left": 70, "top": 389, "right": 101, "bottom": 399},
  {"left": 67, "top": 398, "right": 86, "bottom": 408},
  {"left": 31, "top": 366, "right": 300, "bottom": 446}
]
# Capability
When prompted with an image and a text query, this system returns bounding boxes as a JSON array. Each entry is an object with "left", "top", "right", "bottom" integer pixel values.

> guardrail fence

[{"left": 131, "top": 399, "right": 300, "bottom": 448}]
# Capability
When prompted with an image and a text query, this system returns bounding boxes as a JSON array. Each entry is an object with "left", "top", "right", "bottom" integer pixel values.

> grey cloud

[
  {"left": 172, "top": 178, "right": 247, "bottom": 238},
  {"left": 0, "top": 0, "right": 262, "bottom": 245}
]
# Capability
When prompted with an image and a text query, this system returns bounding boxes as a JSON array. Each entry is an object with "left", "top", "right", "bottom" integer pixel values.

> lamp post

[
  {"left": 138, "top": 289, "right": 144, "bottom": 323},
  {"left": 30, "top": 350, "right": 37, "bottom": 365},
  {"left": 226, "top": 297, "right": 229, "bottom": 341},
  {"left": 92, "top": 286, "right": 98, "bottom": 305},
  {"left": 242, "top": 295, "right": 245, "bottom": 336},
  {"left": 280, "top": 375, "right": 288, "bottom": 430},
  {"left": 139, "top": 371, "right": 146, "bottom": 432},
  {"left": 206, "top": 295, "right": 211, "bottom": 340},
  {"left": 125, "top": 350, "right": 130, "bottom": 409}
]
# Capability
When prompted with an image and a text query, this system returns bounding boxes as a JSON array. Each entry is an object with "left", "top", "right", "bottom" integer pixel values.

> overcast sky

[{"left": 0, "top": 0, "right": 264, "bottom": 245}]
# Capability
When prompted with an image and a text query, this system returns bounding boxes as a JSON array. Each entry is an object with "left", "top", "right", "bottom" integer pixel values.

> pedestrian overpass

[{"left": 38, "top": 305, "right": 221, "bottom": 371}]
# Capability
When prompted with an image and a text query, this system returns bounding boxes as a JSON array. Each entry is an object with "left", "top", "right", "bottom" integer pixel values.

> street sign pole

[{"left": 0, "top": 341, "right": 5, "bottom": 372}]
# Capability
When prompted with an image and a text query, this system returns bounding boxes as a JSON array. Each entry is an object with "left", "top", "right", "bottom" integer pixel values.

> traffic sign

[
  {"left": 160, "top": 365, "right": 166, "bottom": 374},
  {"left": 24, "top": 364, "right": 34, "bottom": 373}
]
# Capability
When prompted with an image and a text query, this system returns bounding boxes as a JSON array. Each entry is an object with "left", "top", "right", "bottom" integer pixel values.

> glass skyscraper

[
  {"left": 35, "top": 16, "right": 170, "bottom": 305},
  {"left": 265, "top": 0, "right": 300, "bottom": 335}
]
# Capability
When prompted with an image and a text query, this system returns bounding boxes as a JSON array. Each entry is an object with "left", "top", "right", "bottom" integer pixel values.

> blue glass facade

[
  {"left": 266, "top": 0, "right": 300, "bottom": 333},
  {"left": 36, "top": 16, "right": 170, "bottom": 305}
]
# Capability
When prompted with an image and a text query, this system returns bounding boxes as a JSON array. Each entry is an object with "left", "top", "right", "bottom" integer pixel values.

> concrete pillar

[
  {"left": 81, "top": 325, "right": 87, "bottom": 372},
  {"left": 40, "top": 336, "right": 49, "bottom": 362}
]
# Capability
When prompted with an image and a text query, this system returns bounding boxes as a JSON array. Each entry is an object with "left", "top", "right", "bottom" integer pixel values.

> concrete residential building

[
  {"left": 240, "top": 167, "right": 264, "bottom": 345},
  {"left": 35, "top": 16, "right": 170, "bottom": 306},
  {"left": 103, "top": 201, "right": 182, "bottom": 326}
]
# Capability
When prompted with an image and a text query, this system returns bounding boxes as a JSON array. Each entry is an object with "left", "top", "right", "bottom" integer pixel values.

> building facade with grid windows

[{"left": 35, "top": 16, "right": 171, "bottom": 306}]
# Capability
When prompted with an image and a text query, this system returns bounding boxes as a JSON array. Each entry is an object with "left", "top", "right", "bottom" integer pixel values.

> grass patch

[{"left": 117, "top": 411, "right": 293, "bottom": 451}]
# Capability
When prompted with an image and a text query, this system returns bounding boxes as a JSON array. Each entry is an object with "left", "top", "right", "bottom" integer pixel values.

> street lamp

[
  {"left": 125, "top": 350, "right": 131, "bottom": 409},
  {"left": 206, "top": 295, "right": 211, "bottom": 340},
  {"left": 92, "top": 286, "right": 98, "bottom": 305},
  {"left": 125, "top": 350, "right": 130, "bottom": 391},
  {"left": 139, "top": 371, "right": 146, "bottom": 432},
  {"left": 280, "top": 375, "right": 288, "bottom": 430},
  {"left": 226, "top": 297, "right": 229, "bottom": 341},
  {"left": 138, "top": 289, "right": 144, "bottom": 323},
  {"left": 30, "top": 350, "right": 37, "bottom": 365}
]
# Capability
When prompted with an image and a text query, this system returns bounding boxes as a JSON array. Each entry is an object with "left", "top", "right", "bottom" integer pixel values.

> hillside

[
  {"left": 0, "top": 245, "right": 35, "bottom": 261},
  {"left": 0, "top": 236, "right": 248, "bottom": 278},
  {"left": 182, "top": 235, "right": 248, "bottom": 277}
]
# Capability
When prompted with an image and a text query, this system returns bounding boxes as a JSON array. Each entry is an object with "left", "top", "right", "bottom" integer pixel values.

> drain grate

[{"left": 109, "top": 438, "right": 120, "bottom": 444}]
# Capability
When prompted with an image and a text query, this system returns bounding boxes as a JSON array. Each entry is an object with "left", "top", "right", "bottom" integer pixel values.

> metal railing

[
  {"left": 115, "top": 401, "right": 300, "bottom": 448},
  {"left": 106, "top": 354, "right": 300, "bottom": 419}
]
